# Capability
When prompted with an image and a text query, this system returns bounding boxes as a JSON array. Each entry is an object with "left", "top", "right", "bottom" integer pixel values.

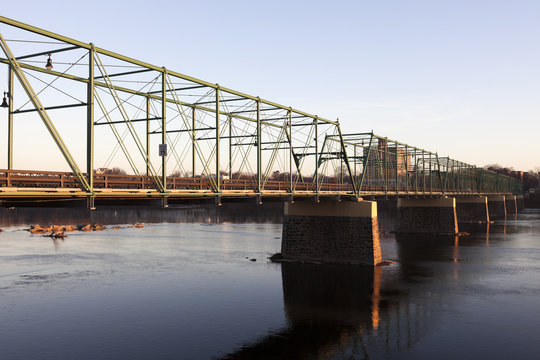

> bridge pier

[
  {"left": 280, "top": 201, "right": 381, "bottom": 265},
  {"left": 397, "top": 198, "right": 458, "bottom": 234},
  {"left": 455, "top": 196, "right": 489, "bottom": 223},
  {"left": 160, "top": 196, "right": 168, "bottom": 208},
  {"left": 86, "top": 196, "right": 96, "bottom": 211},
  {"left": 487, "top": 195, "right": 506, "bottom": 219},
  {"left": 516, "top": 195, "right": 524, "bottom": 211},
  {"left": 505, "top": 195, "right": 517, "bottom": 215}
]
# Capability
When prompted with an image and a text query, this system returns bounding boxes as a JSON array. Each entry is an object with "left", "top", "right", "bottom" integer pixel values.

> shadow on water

[
  {"left": 221, "top": 216, "right": 508, "bottom": 359},
  {"left": 219, "top": 261, "right": 440, "bottom": 360},
  {"left": 0, "top": 202, "right": 284, "bottom": 227},
  {"left": 2, "top": 202, "right": 535, "bottom": 359},
  {"left": 219, "top": 263, "right": 378, "bottom": 359}
]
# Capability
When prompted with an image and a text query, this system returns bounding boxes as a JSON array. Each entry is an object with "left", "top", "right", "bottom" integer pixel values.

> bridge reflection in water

[
  {"left": 0, "top": 203, "right": 533, "bottom": 359},
  {"left": 220, "top": 264, "right": 430, "bottom": 359},
  {"left": 218, "top": 221, "right": 515, "bottom": 360}
]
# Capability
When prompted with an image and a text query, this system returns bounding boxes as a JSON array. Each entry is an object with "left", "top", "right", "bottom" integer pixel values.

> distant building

[
  {"left": 363, "top": 139, "right": 412, "bottom": 185},
  {"left": 508, "top": 170, "right": 524, "bottom": 181}
]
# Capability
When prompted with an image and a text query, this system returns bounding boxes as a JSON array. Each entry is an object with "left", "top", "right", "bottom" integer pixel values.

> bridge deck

[{"left": 0, "top": 169, "right": 513, "bottom": 203}]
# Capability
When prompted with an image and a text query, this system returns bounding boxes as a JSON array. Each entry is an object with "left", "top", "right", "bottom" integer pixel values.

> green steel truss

[
  {"left": 0, "top": 17, "right": 521, "bottom": 200},
  {"left": 328, "top": 132, "right": 522, "bottom": 196}
]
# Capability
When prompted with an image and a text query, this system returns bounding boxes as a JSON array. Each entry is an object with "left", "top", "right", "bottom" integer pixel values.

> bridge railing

[
  {"left": 0, "top": 17, "right": 523, "bottom": 199},
  {"left": 0, "top": 168, "right": 521, "bottom": 196},
  {"left": 0, "top": 169, "right": 354, "bottom": 193}
]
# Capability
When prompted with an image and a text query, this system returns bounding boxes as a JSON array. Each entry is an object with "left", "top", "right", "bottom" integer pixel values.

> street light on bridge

[
  {"left": 45, "top": 53, "right": 53, "bottom": 70},
  {"left": 1, "top": 91, "right": 8, "bottom": 108}
]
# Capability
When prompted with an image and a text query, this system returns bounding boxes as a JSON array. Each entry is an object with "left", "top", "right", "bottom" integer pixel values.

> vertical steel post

[
  {"left": 314, "top": 116, "right": 319, "bottom": 194},
  {"left": 146, "top": 96, "right": 150, "bottom": 177},
  {"left": 340, "top": 145, "right": 343, "bottom": 184},
  {"left": 384, "top": 137, "right": 388, "bottom": 194},
  {"left": 228, "top": 115, "right": 232, "bottom": 179},
  {"left": 216, "top": 87, "right": 220, "bottom": 192},
  {"left": 161, "top": 68, "right": 167, "bottom": 191},
  {"left": 405, "top": 145, "right": 409, "bottom": 194},
  {"left": 288, "top": 109, "right": 292, "bottom": 193},
  {"left": 422, "top": 151, "right": 426, "bottom": 194},
  {"left": 87, "top": 44, "right": 94, "bottom": 191},
  {"left": 354, "top": 144, "right": 357, "bottom": 185},
  {"left": 394, "top": 142, "right": 398, "bottom": 194},
  {"left": 192, "top": 106, "right": 196, "bottom": 177},
  {"left": 430, "top": 155, "right": 433, "bottom": 194},
  {"left": 459, "top": 163, "right": 462, "bottom": 193},
  {"left": 413, "top": 150, "right": 418, "bottom": 193},
  {"left": 7, "top": 65, "right": 13, "bottom": 170},
  {"left": 477, "top": 167, "right": 482, "bottom": 193},
  {"left": 336, "top": 122, "right": 356, "bottom": 196},
  {"left": 450, "top": 160, "right": 455, "bottom": 193},
  {"left": 359, "top": 133, "right": 374, "bottom": 194},
  {"left": 256, "top": 98, "right": 261, "bottom": 193}
]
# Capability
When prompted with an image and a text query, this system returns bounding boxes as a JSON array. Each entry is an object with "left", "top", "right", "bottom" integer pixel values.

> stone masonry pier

[
  {"left": 488, "top": 195, "right": 506, "bottom": 219},
  {"left": 516, "top": 195, "right": 525, "bottom": 211},
  {"left": 505, "top": 195, "right": 517, "bottom": 215},
  {"left": 397, "top": 198, "right": 458, "bottom": 234},
  {"left": 455, "top": 196, "right": 489, "bottom": 223},
  {"left": 280, "top": 201, "right": 381, "bottom": 265}
]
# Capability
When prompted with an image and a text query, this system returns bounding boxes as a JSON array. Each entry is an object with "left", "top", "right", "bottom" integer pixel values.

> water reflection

[
  {"left": 220, "top": 263, "right": 378, "bottom": 359},
  {"left": 220, "top": 261, "right": 440, "bottom": 359},
  {"left": 0, "top": 203, "right": 283, "bottom": 228},
  {"left": 220, "top": 213, "right": 539, "bottom": 360},
  {"left": 2, "top": 205, "right": 539, "bottom": 359}
]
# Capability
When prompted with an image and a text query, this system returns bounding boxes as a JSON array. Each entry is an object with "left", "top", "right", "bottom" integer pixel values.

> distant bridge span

[{"left": 0, "top": 17, "right": 521, "bottom": 207}]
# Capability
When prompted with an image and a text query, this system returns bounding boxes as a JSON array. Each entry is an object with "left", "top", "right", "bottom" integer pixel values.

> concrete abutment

[{"left": 280, "top": 201, "right": 381, "bottom": 266}]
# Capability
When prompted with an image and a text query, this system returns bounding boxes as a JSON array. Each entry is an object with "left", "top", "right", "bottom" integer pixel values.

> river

[{"left": 0, "top": 204, "right": 539, "bottom": 359}]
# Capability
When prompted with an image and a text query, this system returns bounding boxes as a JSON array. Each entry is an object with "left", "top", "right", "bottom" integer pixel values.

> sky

[{"left": 1, "top": 0, "right": 539, "bottom": 171}]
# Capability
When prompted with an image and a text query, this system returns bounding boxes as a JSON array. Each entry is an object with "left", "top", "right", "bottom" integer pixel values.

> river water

[{"left": 0, "top": 204, "right": 539, "bottom": 359}]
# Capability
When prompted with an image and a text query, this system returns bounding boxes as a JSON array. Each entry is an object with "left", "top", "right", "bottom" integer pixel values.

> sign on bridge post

[{"left": 159, "top": 144, "right": 167, "bottom": 157}]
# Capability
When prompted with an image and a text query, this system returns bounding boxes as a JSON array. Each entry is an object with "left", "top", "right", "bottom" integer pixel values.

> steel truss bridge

[{"left": 0, "top": 17, "right": 522, "bottom": 206}]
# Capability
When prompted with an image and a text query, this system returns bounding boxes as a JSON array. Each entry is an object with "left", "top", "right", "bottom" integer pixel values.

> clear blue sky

[{"left": 1, "top": 0, "right": 539, "bottom": 171}]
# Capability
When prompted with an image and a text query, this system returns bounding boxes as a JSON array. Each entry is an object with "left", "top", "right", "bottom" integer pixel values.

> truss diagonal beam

[{"left": 0, "top": 33, "right": 91, "bottom": 192}]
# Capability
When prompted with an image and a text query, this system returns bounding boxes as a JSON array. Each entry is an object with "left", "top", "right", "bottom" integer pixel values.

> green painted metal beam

[
  {"left": 0, "top": 33, "right": 91, "bottom": 192},
  {"left": 0, "top": 16, "right": 339, "bottom": 126}
]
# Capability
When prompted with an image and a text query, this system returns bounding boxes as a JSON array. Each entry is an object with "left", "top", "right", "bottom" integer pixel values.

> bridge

[
  {"left": 0, "top": 16, "right": 521, "bottom": 207},
  {"left": 0, "top": 17, "right": 524, "bottom": 266}
]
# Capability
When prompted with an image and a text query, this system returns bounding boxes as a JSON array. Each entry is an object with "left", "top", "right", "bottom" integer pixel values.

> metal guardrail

[{"left": 0, "top": 169, "right": 520, "bottom": 197}]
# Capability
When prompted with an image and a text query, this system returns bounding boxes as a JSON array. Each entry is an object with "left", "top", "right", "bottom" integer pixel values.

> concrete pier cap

[
  {"left": 279, "top": 200, "right": 381, "bottom": 266},
  {"left": 397, "top": 197, "right": 458, "bottom": 235}
]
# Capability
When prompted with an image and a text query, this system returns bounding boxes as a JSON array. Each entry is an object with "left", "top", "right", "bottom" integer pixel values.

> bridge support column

[
  {"left": 455, "top": 196, "right": 489, "bottom": 223},
  {"left": 505, "top": 195, "right": 517, "bottom": 215},
  {"left": 280, "top": 201, "right": 381, "bottom": 265},
  {"left": 397, "top": 198, "right": 458, "bottom": 234},
  {"left": 160, "top": 196, "right": 168, "bottom": 208},
  {"left": 487, "top": 195, "right": 506, "bottom": 219},
  {"left": 516, "top": 195, "right": 524, "bottom": 211}
]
